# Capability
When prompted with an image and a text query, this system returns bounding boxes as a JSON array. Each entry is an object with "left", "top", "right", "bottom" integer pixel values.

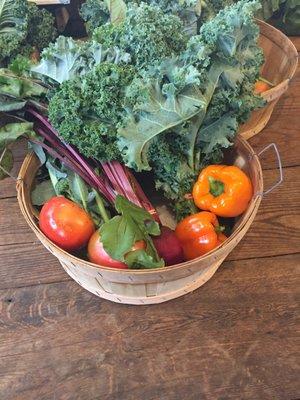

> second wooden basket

[
  {"left": 239, "top": 19, "right": 298, "bottom": 140},
  {"left": 16, "top": 135, "right": 285, "bottom": 305}
]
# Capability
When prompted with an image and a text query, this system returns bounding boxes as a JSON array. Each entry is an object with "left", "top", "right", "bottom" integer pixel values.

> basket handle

[{"left": 256, "top": 143, "right": 283, "bottom": 196}]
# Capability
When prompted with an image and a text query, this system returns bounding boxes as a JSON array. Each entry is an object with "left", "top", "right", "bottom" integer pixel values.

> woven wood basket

[
  {"left": 17, "top": 136, "right": 265, "bottom": 305},
  {"left": 239, "top": 19, "right": 298, "bottom": 140}
]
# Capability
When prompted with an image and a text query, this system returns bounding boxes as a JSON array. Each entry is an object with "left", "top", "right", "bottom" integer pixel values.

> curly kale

[
  {"left": 199, "top": 0, "right": 234, "bottom": 22},
  {"left": 80, "top": 0, "right": 110, "bottom": 34},
  {"left": 0, "top": 0, "right": 28, "bottom": 63},
  {"left": 26, "top": 3, "right": 57, "bottom": 51},
  {"left": 45, "top": 0, "right": 264, "bottom": 222},
  {"left": 0, "top": 0, "right": 57, "bottom": 66},
  {"left": 81, "top": 0, "right": 202, "bottom": 36},
  {"left": 92, "top": 24, "right": 124, "bottom": 49},
  {"left": 93, "top": 3, "right": 187, "bottom": 69},
  {"left": 113, "top": 0, "right": 264, "bottom": 220},
  {"left": 149, "top": 135, "right": 195, "bottom": 201},
  {"left": 48, "top": 63, "right": 134, "bottom": 161}
]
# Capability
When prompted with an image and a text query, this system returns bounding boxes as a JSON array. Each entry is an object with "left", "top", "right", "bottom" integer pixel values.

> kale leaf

[
  {"left": 0, "top": 0, "right": 57, "bottom": 67},
  {"left": 48, "top": 62, "right": 134, "bottom": 161},
  {"left": 93, "top": 2, "right": 187, "bottom": 69}
]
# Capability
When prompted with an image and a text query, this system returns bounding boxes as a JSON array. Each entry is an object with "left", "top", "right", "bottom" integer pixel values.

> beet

[{"left": 153, "top": 226, "right": 184, "bottom": 266}]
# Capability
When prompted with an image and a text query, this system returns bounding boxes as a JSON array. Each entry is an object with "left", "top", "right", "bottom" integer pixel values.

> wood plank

[
  {"left": 0, "top": 141, "right": 28, "bottom": 199},
  {"left": 0, "top": 254, "right": 299, "bottom": 400},
  {"left": 229, "top": 165, "right": 300, "bottom": 260},
  {"left": 249, "top": 65, "right": 300, "bottom": 169},
  {"left": 0, "top": 243, "right": 69, "bottom": 290},
  {"left": 0, "top": 198, "right": 38, "bottom": 247},
  {"left": 290, "top": 36, "right": 300, "bottom": 52}
]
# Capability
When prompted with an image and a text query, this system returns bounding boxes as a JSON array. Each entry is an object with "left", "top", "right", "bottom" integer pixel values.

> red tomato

[
  {"left": 39, "top": 196, "right": 95, "bottom": 252},
  {"left": 87, "top": 230, "right": 145, "bottom": 269},
  {"left": 175, "top": 211, "right": 226, "bottom": 260}
]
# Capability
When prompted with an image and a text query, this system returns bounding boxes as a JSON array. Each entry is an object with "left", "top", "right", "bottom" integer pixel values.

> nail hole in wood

[{"left": 5, "top": 298, "right": 13, "bottom": 303}]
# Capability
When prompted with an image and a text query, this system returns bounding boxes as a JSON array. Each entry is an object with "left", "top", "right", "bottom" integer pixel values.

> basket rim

[{"left": 17, "top": 135, "right": 263, "bottom": 275}]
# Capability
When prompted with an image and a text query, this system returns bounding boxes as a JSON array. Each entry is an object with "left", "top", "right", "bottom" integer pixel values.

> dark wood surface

[{"left": 0, "top": 45, "right": 299, "bottom": 400}]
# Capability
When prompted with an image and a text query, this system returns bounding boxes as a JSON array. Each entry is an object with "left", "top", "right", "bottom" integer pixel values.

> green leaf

[
  {"left": 199, "top": 114, "right": 237, "bottom": 155},
  {"left": 125, "top": 249, "right": 165, "bottom": 269},
  {"left": 0, "top": 95, "right": 26, "bottom": 112},
  {"left": 0, "top": 69, "right": 47, "bottom": 98},
  {"left": 272, "top": 0, "right": 300, "bottom": 35},
  {"left": 173, "top": 63, "right": 224, "bottom": 171},
  {"left": 0, "top": 0, "right": 28, "bottom": 60},
  {"left": 93, "top": 189, "right": 110, "bottom": 222},
  {"left": 68, "top": 172, "right": 89, "bottom": 211},
  {"left": 29, "top": 141, "right": 46, "bottom": 165},
  {"left": 0, "top": 146, "right": 12, "bottom": 180},
  {"left": 257, "top": 0, "right": 284, "bottom": 20},
  {"left": 31, "top": 37, "right": 86, "bottom": 84},
  {"left": 32, "top": 37, "right": 130, "bottom": 85},
  {"left": 31, "top": 180, "right": 56, "bottom": 206},
  {"left": 45, "top": 160, "right": 67, "bottom": 191},
  {"left": 0, "top": 121, "right": 34, "bottom": 148},
  {"left": 54, "top": 178, "right": 71, "bottom": 198},
  {"left": 104, "top": 0, "right": 127, "bottom": 25},
  {"left": 80, "top": 0, "right": 110, "bottom": 34},
  {"left": 100, "top": 195, "right": 164, "bottom": 269},
  {"left": 118, "top": 82, "right": 206, "bottom": 171}
]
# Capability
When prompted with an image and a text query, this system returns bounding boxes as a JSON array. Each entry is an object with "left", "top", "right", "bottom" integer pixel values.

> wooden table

[{"left": 0, "top": 45, "right": 299, "bottom": 400}]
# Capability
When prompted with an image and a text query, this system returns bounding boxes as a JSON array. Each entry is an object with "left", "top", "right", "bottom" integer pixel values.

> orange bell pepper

[
  {"left": 192, "top": 165, "right": 253, "bottom": 217},
  {"left": 175, "top": 211, "right": 226, "bottom": 260}
]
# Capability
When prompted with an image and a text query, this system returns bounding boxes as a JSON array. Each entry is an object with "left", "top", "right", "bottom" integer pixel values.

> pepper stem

[
  {"left": 259, "top": 76, "right": 275, "bottom": 87},
  {"left": 215, "top": 225, "right": 225, "bottom": 234},
  {"left": 208, "top": 176, "right": 224, "bottom": 197}
]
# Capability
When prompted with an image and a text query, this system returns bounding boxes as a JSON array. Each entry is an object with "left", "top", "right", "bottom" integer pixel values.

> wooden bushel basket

[
  {"left": 239, "top": 20, "right": 298, "bottom": 140},
  {"left": 16, "top": 136, "right": 277, "bottom": 305}
]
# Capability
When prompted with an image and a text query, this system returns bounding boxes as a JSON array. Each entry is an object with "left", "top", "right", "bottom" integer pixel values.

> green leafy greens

[
  {"left": 100, "top": 195, "right": 164, "bottom": 268},
  {"left": 0, "top": 0, "right": 57, "bottom": 66},
  {"left": 0, "top": 0, "right": 267, "bottom": 268},
  {"left": 46, "top": 0, "right": 265, "bottom": 220}
]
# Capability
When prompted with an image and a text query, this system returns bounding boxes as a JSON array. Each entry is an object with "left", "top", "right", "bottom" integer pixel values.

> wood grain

[
  {"left": 0, "top": 243, "right": 69, "bottom": 290},
  {"left": 290, "top": 36, "right": 300, "bottom": 52},
  {"left": 229, "top": 166, "right": 300, "bottom": 260},
  {"left": 0, "top": 254, "right": 299, "bottom": 400},
  {"left": 249, "top": 66, "right": 300, "bottom": 169},
  {"left": 0, "top": 141, "right": 28, "bottom": 199}
]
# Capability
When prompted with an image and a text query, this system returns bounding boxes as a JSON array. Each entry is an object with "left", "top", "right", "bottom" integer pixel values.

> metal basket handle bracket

[{"left": 256, "top": 143, "right": 283, "bottom": 196}]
